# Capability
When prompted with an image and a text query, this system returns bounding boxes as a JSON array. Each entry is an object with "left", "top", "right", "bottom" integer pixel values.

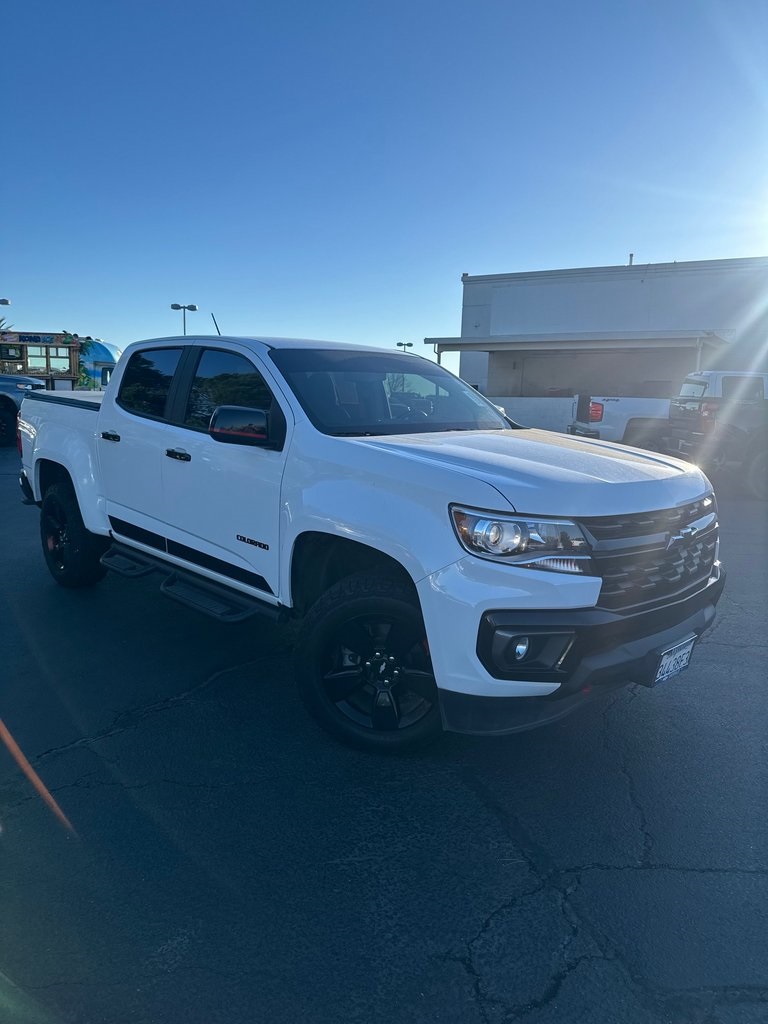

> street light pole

[
  {"left": 396, "top": 341, "right": 413, "bottom": 353},
  {"left": 170, "top": 303, "right": 198, "bottom": 336}
]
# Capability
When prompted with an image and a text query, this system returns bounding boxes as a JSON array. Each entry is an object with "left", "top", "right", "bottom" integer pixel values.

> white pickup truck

[
  {"left": 567, "top": 395, "right": 672, "bottom": 447},
  {"left": 19, "top": 336, "right": 725, "bottom": 750},
  {"left": 567, "top": 371, "right": 768, "bottom": 451}
]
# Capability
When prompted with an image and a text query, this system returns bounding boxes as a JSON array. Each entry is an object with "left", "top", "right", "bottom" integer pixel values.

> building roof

[{"left": 459, "top": 255, "right": 768, "bottom": 285}]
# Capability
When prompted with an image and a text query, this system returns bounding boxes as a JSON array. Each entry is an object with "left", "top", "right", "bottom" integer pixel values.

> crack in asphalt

[
  {"left": 448, "top": 694, "right": 746, "bottom": 1022},
  {"left": 452, "top": 767, "right": 642, "bottom": 1021},
  {"left": 13, "top": 658, "right": 273, "bottom": 772},
  {"left": 659, "top": 985, "right": 768, "bottom": 1024},
  {"left": 5, "top": 773, "right": 258, "bottom": 815},
  {"left": 501, "top": 954, "right": 610, "bottom": 1022},
  {"left": 701, "top": 639, "right": 768, "bottom": 651},
  {"left": 601, "top": 689, "right": 654, "bottom": 868},
  {"left": 567, "top": 863, "right": 768, "bottom": 877},
  {"left": 24, "top": 962, "right": 243, "bottom": 992},
  {"left": 444, "top": 881, "right": 550, "bottom": 1024}
]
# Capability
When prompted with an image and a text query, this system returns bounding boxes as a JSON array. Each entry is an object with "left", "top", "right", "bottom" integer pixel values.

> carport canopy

[{"left": 424, "top": 330, "right": 729, "bottom": 365}]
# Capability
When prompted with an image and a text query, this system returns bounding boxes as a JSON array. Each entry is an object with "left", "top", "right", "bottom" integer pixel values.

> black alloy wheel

[
  {"left": 40, "top": 483, "right": 108, "bottom": 587},
  {"left": 296, "top": 573, "right": 442, "bottom": 751}
]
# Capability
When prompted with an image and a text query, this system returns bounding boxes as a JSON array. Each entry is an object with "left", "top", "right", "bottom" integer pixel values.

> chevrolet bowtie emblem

[{"left": 666, "top": 525, "right": 698, "bottom": 551}]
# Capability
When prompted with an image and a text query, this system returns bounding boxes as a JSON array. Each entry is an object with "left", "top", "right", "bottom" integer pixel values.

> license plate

[{"left": 654, "top": 637, "right": 696, "bottom": 685}]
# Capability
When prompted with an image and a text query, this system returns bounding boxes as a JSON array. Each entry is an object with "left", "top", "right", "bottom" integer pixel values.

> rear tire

[
  {"left": 295, "top": 573, "right": 442, "bottom": 752},
  {"left": 40, "top": 483, "right": 109, "bottom": 587}
]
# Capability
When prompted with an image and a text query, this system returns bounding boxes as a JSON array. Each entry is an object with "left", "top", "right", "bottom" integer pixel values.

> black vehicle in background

[
  {"left": 0, "top": 374, "right": 46, "bottom": 446},
  {"left": 664, "top": 371, "right": 768, "bottom": 499}
]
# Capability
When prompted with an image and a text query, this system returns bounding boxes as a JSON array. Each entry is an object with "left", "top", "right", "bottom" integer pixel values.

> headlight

[{"left": 450, "top": 505, "right": 593, "bottom": 574}]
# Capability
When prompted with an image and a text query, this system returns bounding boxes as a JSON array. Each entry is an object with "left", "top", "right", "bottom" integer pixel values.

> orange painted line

[{"left": 0, "top": 717, "right": 77, "bottom": 836}]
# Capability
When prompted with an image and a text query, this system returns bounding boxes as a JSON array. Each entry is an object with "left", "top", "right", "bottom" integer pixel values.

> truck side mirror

[{"left": 209, "top": 405, "right": 272, "bottom": 447}]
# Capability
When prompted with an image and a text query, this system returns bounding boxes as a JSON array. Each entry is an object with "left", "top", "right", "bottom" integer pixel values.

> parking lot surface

[{"left": 1, "top": 445, "right": 766, "bottom": 1024}]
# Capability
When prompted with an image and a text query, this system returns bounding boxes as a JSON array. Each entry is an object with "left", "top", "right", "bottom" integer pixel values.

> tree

[{"left": 61, "top": 331, "right": 96, "bottom": 388}]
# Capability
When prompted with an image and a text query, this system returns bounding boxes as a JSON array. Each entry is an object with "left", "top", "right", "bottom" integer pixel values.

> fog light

[
  {"left": 514, "top": 638, "right": 529, "bottom": 661},
  {"left": 487, "top": 627, "right": 576, "bottom": 676}
]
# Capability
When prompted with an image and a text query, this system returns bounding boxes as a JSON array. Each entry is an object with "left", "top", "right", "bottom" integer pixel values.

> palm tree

[{"left": 75, "top": 335, "right": 97, "bottom": 388}]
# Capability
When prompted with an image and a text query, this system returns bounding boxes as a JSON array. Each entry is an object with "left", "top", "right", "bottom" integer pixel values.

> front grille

[
  {"left": 583, "top": 496, "right": 715, "bottom": 540},
  {"left": 578, "top": 497, "right": 719, "bottom": 613}
]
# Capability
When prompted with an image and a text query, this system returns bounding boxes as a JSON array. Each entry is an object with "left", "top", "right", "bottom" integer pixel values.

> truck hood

[{"left": 356, "top": 429, "right": 711, "bottom": 516}]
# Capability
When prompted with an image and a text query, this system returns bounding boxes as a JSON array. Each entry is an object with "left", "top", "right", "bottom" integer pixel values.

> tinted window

[
  {"left": 184, "top": 349, "right": 275, "bottom": 431},
  {"left": 720, "top": 376, "right": 764, "bottom": 401},
  {"left": 270, "top": 349, "right": 510, "bottom": 436},
  {"left": 118, "top": 348, "right": 183, "bottom": 418}
]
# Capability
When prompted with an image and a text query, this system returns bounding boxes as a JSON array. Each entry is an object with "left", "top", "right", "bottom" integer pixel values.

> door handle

[
  {"left": 101, "top": 431, "right": 121, "bottom": 442},
  {"left": 165, "top": 448, "right": 192, "bottom": 462}
]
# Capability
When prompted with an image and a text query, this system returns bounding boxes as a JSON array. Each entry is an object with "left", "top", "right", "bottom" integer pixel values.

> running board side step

[{"left": 100, "top": 543, "right": 286, "bottom": 623}]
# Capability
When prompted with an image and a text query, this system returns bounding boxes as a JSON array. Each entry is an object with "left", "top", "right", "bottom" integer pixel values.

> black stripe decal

[
  {"left": 108, "top": 516, "right": 273, "bottom": 595},
  {"left": 109, "top": 517, "right": 166, "bottom": 551},
  {"left": 167, "top": 540, "right": 273, "bottom": 594},
  {"left": 24, "top": 391, "right": 101, "bottom": 411}
]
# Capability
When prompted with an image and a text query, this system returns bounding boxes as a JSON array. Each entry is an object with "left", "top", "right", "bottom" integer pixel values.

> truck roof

[
  {"left": 685, "top": 370, "right": 768, "bottom": 378},
  {"left": 129, "top": 335, "right": 410, "bottom": 356}
]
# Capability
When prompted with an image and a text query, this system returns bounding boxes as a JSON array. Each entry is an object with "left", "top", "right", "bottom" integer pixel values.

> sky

[{"left": 2, "top": 0, "right": 767, "bottom": 370}]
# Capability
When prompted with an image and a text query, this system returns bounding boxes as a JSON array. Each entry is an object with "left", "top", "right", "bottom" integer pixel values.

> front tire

[
  {"left": 295, "top": 573, "right": 442, "bottom": 752},
  {"left": 40, "top": 483, "right": 108, "bottom": 587},
  {"left": 746, "top": 449, "right": 768, "bottom": 500}
]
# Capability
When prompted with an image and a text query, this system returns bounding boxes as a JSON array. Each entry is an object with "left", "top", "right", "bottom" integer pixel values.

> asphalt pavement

[{"left": 0, "top": 445, "right": 766, "bottom": 1024}]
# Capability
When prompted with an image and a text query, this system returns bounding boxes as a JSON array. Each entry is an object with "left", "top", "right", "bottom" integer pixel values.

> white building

[{"left": 426, "top": 257, "right": 768, "bottom": 404}]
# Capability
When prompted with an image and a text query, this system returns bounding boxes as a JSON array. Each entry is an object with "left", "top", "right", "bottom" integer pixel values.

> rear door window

[{"left": 117, "top": 348, "right": 184, "bottom": 419}]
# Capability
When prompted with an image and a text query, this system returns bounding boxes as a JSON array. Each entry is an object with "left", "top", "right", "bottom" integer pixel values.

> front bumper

[
  {"left": 567, "top": 424, "right": 600, "bottom": 439},
  {"left": 661, "top": 430, "right": 705, "bottom": 461},
  {"left": 438, "top": 568, "right": 725, "bottom": 735}
]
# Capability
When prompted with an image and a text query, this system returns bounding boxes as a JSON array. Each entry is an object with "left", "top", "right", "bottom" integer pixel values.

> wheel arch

[
  {"left": 289, "top": 532, "right": 417, "bottom": 616},
  {"left": 30, "top": 435, "right": 108, "bottom": 534},
  {"left": 36, "top": 458, "right": 75, "bottom": 499},
  {"left": 621, "top": 417, "right": 667, "bottom": 447}
]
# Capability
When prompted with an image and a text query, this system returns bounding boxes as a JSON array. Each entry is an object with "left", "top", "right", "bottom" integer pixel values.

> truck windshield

[
  {"left": 679, "top": 378, "right": 708, "bottom": 398},
  {"left": 269, "top": 349, "right": 511, "bottom": 436}
]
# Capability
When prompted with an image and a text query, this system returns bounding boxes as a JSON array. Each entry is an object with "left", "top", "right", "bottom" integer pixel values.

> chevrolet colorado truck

[{"left": 19, "top": 336, "right": 725, "bottom": 750}]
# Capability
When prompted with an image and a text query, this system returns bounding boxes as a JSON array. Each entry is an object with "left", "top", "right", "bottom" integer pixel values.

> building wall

[
  {"left": 462, "top": 258, "right": 768, "bottom": 343},
  {"left": 486, "top": 396, "right": 575, "bottom": 432},
  {"left": 458, "top": 258, "right": 768, "bottom": 392},
  {"left": 488, "top": 348, "right": 695, "bottom": 397}
]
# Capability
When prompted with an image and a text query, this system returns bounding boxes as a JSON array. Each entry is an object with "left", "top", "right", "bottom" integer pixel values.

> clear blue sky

[{"left": 3, "top": 0, "right": 766, "bottom": 366}]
